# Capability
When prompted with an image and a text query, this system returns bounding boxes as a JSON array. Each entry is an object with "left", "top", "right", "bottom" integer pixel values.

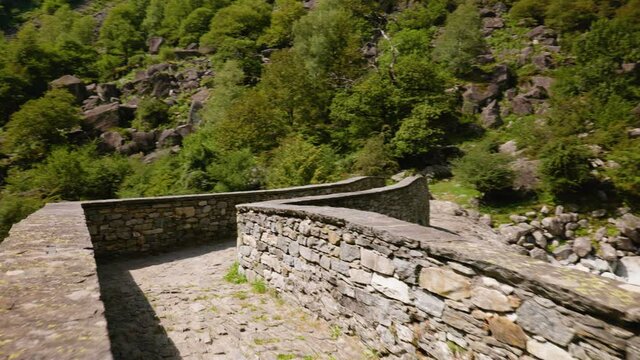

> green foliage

[
  {"left": 265, "top": 137, "right": 341, "bottom": 189},
  {"left": 452, "top": 147, "right": 515, "bottom": 196},
  {"left": 133, "top": 97, "right": 170, "bottom": 130},
  {"left": 224, "top": 261, "right": 248, "bottom": 284},
  {"left": 178, "top": 7, "right": 214, "bottom": 47},
  {"left": 251, "top": 279, "right": 267, "bottom": 294},
  {"left": 292, "top": 1, "right": 367, "bottom": 81},
  {"left": 353, "top": 135, "right": 398, "bottom": 176},
  {"left": 3, "top": 89, "right": 80, "bottom": 163},
  {"left": 391, "top": 103, "right": 452, "bottom": 159},
  {"left": 206, "top": 148, "right": 261, "bottom": 192},
  {"left": 390, "top": 0, "right": 454, "bottom": 31},
  {"left": 0, "top": 193, "right": 43, "bottom": 241},
  {"left": 432, "top": 0, "right": 485, "bottom": 75},
  {"left": 5, "top": 144, "right": 132, "bottom": 200},
  {"left": 117, "top": 155, "right": 193, "bottom": 198},
  {"left": 606, "top": 141, "right": 640, "bottom": 201},
  {"left": 200, "top": 0, "right": 271, "bottom": 74},
  {"left": 99, "top": 3, "right": 144, "bottom": 63},
  {"left": 539, "top": 140, "right": 594, "bottom": 196},
  {"left": 258, "top": 0, "right": 305, "bottom": 48},
  {"left": 509, "top": 0, "right": 549, "bottom": 24}
]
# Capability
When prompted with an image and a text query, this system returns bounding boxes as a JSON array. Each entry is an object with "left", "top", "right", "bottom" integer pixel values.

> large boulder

[
  {"left": 99, "top": 131, "right": 125, "bottom": 152},
  {"left": 157, "top": 129, "right": 182, "bottom": 148},
  {"left": 148, "top": 36, "right": 164, "bottom": 54},
  {"left": 510, "top": 96, "right": 534, "bottom": 115},
  {"left": 84, "top": 103, "right": 121, "bottom": 133},
  {"left": 131, "top": 130, "right": 158, "bottom": 153},
  {"left": 616, "top": 257, "right": 640, "bottom": 286},
  {"left": 462, "top": 84, "right": 500, "bottom": 114},
  {"left": 96, "top": 83, "right": 120, "bottom": 102},
  {"left": 480, "top": 100, "right": 502, "bottom": 128},
  {"left": 616, "top": 214, "right": 640, "bottom": 244},
  {"left": 50, "top": 75, "right": 87, "bottom": 103},
  {"left": 83, "top": 103, "right": 136, "bottom": 133}
]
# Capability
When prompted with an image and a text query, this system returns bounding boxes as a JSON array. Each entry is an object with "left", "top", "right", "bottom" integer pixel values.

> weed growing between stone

[{"left": 224, "top": 261, "right": 247, "bottom": 284}]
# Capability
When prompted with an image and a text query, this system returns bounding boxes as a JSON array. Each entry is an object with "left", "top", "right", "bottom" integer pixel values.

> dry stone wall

[
  {"left": 82, "top": 176, "right": 385, "bottom": 257},
  {"left": 237, "top": 179, "right": 640, "bottom": 360}
]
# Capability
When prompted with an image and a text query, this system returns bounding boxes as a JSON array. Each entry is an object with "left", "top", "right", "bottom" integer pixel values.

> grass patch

[
  {"left": 429, "top": 179, "right": 481, "bottom": 207},
  {"left": 251, "top": 279, "right": 268, "bottom": 294},
  {"left": 224, "top": 262, "right": 247, "bottom": 284},
  {"left": 276, "top": 355, "right": 296, "bottom": 360},
  {"left": 254, "top": 338, "right": 280, "bottom": 346},
  {"left": 447, "top": 340, "right": 466, "bottom": 355},
  {"left": 209, "top": 305, "right": 218, "bottom": 313},
  {"left": 330, "top": 325, "right": 341, "bottom": 340},
  {"left": 232, "top": 291, "right": 248, "bottom": 300},
  {"left": 363, "top": 348, "right": 380, "bottom": 360}
]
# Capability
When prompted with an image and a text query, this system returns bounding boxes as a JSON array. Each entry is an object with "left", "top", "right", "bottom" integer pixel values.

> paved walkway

[{"left": 97, "top": 241, "right": 368, "bottom": 360}]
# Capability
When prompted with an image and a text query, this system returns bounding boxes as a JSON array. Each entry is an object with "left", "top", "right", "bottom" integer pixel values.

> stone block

[
  {"left": 527, "top": 340, "right": 573, "bottom": 360},
  {"left": 418, "top": 267, "right": 471, "bottom": 300},
  {"left": 371, "top": 273, "right": 411, "bottom": 303},
  {"left": 361, "top": 248, "right": 395, "bottom": 275},
  {"left": 516, "top": 299, "right": 575, "bottom": 346},
  {"left": 471, "top": 287, "right": 514, "bottom": 312}
]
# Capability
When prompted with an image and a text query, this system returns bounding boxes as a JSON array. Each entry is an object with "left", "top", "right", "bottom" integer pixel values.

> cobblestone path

[{"left": 97, "top": 241, "right": 367, "bottom": 360}]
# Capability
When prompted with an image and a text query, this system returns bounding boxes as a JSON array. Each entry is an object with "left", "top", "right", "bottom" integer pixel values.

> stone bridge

[{"left": 0, "top": 176, "right": 639, "bottom": 359}]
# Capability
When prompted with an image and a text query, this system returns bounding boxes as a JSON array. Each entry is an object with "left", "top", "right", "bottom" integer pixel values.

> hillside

[{"left": 0, "top": 0, "right": 639, "bottom": 245}]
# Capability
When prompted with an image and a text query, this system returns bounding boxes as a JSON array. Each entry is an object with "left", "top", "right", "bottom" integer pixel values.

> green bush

[
  {"left": 452, "top": 147, "right": 515, "bottom": 196},
  {"left": 265, "top": 137, "right": 341, "bottom": 189},
  {"left": 2, "top": 89, "right": 80, "bottom": 163},
  {"left": 539, "top": 140, "right": 594, "bottom": 196},
  {"left": 606, "top": 141, "right": 640, "bottom": 201},
  {"left": 206, "top": 148, "right": 262, "bottom": 192},
  {"left": 352, "top": 135, "right": 398, "bottom": 176},
  {"left": 133, "top": 97, "right": 170, "bottom": 130},
  {"left": 0, "top": 193, "right": 43, "bottom": 241}
]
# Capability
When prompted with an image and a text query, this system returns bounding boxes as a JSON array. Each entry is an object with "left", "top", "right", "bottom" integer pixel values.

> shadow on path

[{"left": 95, "top": 241, "right": 235, "bottom": 359}]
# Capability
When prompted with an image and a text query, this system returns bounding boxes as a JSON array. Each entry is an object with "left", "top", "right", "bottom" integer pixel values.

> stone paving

[{"left": 97, "top": 241, "right": 369, "bottom": 360}]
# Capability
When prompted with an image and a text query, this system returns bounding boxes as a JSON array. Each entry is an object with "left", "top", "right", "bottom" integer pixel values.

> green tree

[
  {"left": 206, "top": 148, "right": 261, "bottom": 192},
  {"left": 392, "top": 103, "right": 452, "bottom": 159},
  {"left": 99, "top": 3, "right": 144, "bottom": 64},
  {"left": 352, "top": 135, "right": 398, "bottom": 176},
  {"left": 432, "top": 0, "right": 485, "bottom": 75},
  {"left": 265, "top": 136, "right": 341, "bottom": 188},
  {"left": 292, "top": 1, "right": 367, "bottom": 81},
  {"left": 179, "top": 7, "right": 215, "bottom": 47},
  {"left": 258, "top": 0, "right": 305, "bottom": 48},
  {"left": 3, "top": 89, "right": 80, "bottom": 163}
]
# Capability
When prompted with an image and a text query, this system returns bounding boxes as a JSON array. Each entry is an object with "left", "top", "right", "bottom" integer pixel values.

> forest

[{"left": 0, "top": 0, "right": 639, "bottom": 239}]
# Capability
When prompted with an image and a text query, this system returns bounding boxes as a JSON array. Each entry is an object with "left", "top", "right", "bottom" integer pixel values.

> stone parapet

[
  {"left": 82, "top": 176, "right": 385, "bottom": 257},
  {"left": 0, "top": 203, "right": 112, "bottom": 360},
  {"left": 236, "top": 178, "right": 640, "bottom": 359}
]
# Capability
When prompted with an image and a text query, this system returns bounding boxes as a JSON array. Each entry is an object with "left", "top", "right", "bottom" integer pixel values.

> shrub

[
  {"left": 265, "top": 137, "right": 341, "bottom": 188},
  {"left": 133, "top": 97, "right": 170, "bottom": 130},
  {"left": 539, "top": 140, "right": 594, "bottom": 196},
  {"left": 0, "top": 193, "right": 43, "bottom": 241},
  {"left": 452, "top": 147, "right": 515, "bottom": 196},
  {"left": 206, "top": 148, "right": 262, "bottom": 192},
  {"left": 352, "top": 135, "right": 398, "bottom": 176},
  {"left": 3, "top": 89, "right": 80, "bottom": 163},
  {"left": 606, "top": 141, "right": 640, "bottom": 201}
]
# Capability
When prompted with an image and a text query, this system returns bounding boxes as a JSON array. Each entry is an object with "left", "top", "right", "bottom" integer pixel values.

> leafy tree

[
  {"left": 3, "top": 89, "right": 80, "bottom": 163},
  {"left": 392, "top": 103, "right": 451, "bottom": 159},
  {"left": 432, "top": 0, "right": 485, "bottom": 75},
  {"left": 258, "top": 0, "right": 305, "bottom": 48},
  {"left": 206, "top": 148, "right": 261, "bottom": 192},
  {"left": 179, "top": 7, "right": 215, "bottom": 47},
  {"left": 452, "top": 147, "right": 515, "bottom": 196},
  {"left": 99, "top": 3, "right": 144, "bottom": 64},
  {"left": 292, "top": 1, "right": 367, "bottom": 82},
  {"left": 509, "top": 0, "right": 549, "bottom": 24},
  {"left": 142, "top": 0, "right": 166, "bottom": 35},
  {"left": 545, "top": 0, "right": 599, "bottom": 32},
  {"left": 352, "top": 135, "right": 398, "bottom": 176},
  {"left": 265, "top": 136, "right": 341, "bottom": 188}
]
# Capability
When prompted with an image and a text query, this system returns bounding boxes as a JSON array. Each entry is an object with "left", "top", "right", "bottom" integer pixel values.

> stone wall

[
  {"left": 237, "top": 182, "right": 640, "bottom": 359},
  {"left": 0, "top": 203, "right": 112, "bottom": 360},
  {"left": 82, "top": 176, "right": 385, "bottom": 257}
]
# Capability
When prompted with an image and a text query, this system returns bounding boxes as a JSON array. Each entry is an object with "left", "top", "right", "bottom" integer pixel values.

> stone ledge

[{"left": 0, "top": 203, "right": 112, "bottom": 360}]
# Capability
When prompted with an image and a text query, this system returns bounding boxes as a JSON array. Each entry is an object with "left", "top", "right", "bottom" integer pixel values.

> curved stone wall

[
  {"left": 236, "top": 178, "right": 640, "bottom": 359},
  {"left": 82, "top": 176, "right": 385, "bottom": 257}
]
